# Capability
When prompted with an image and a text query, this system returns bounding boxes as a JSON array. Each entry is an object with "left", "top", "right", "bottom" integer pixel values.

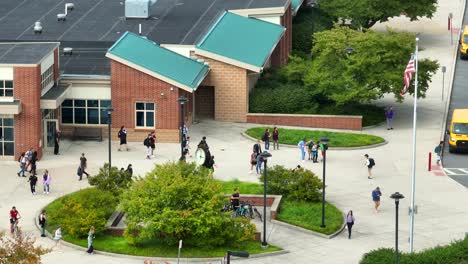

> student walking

[
  {"left": 385, "top": 106, "right": 394, "bottom": 130},
  {"left": 364, "top": 154, "right": 375, "bottom": 179},
  {"left": 25, "top": 148, "right": 33, "bottom": 172},
  {"left": 298, "top": 138, "right": 306, "bottom": 162},
  {"left": 38, "top": 210, "right": 47, "bottom": 237},
  {"left": 29, "top": 150, "right": 38, "bottom": 174},
  {"left": 253, "top": 140, "right": 262, "bottom": 156},
  {"left": 372, "top": 187, "right": 382, "bottom": 213},
  {"left": 307, "top": 139, "right": 314, "bottom": 160},
  {"left": 80, "top": 153, "right": 90, "bottom": 178},
  {"left": 435, "top": 141, "right": 443, "bottom": 165},
  {"left": 312, "top": 141, "right": 318, "bottom": 163},
  {"left": 117, "top": 126, "right": 128, "bottom": 151},
  {"left": 54, "top": 129, "right": 61, "bottom": 155},
  {"left": 42, "top": 170, "right": 51, "bottom": 194},
  {"left": 149, "top": 131, "right": 156, "bottom": 157},
  {"left": 262, "top": 128, "right": 271, "bottom": 150},
  {"left": 53, "top": 227, "right": 62, "bottom": 250},
  {"left": 272, "top": 127, "right": 279, "bottom": 150},
  {"left": 256, "top": 154, "right": 264, "bottom": 175},
  {"left": 346, "top": 210, "right": 355, "bottom": 239},
  {"left": 144, "top": 134, "right": 152, "bottom": 159},
  {"left": 87, "top": 226, "right": 95, "bottom": 254},
  {"left": 249, "top": 150, "right": 257, "bottom": 173},
  {"left": 17, "top": 152, "right": 27, "bottom": 177},
  {"left": 28, "top": 173, "right": 38, "bottom": 195}
]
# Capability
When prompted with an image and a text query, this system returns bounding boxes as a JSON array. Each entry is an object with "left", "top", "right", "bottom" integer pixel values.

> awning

[
  {"left": 40, "top": 83, "right": 71, "bottom": 109},
  {"left": 0, "top": 100, "right": 21, "bottom": 114}
]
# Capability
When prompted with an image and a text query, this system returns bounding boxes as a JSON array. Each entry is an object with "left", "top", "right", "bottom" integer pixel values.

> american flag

[{"left": 401, "top": 54, "right": 416, "bottom": 95}]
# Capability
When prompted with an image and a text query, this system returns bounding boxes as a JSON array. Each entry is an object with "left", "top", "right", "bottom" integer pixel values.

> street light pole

[
  {"left": 390, "top": 192, "right": 405, "bottom": 264},
  {"left": 320, "top": 137, "right": 330, "bottom": 228},
  {"left": 260, "top": 151, "right": 272, "bottom": 248},
  {"left": 441, "top": 66, "right": 446, "bottom": 101},
  {"left": 177, "top": 96, "right": 188, "bottom": 160},
  {"left": 107, "top": 107, "right": 114, "bottom": 172}
]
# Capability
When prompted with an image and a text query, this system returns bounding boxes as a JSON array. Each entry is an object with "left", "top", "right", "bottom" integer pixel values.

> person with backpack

[
  {"left": 28, "top": 172, "right": 38, "bottom": 195},
  {"left": 365, "top": 154, "right": 375, "bottom": 179},
  {"left": 346, "top": 210, "right": 355, "bottom": 239},
  {"left": 319, "top": 141, "right": 328, "bottom": 162},
  {"left": 298, "top": 138, "right": 306, "bottom": 162},
  {"left": 17, "top": 152, "right": 27, "bottom": 177},
  {"left": 256, "top": 154, "right": 264, "bottom": 175},
  {"left": 87, "top": 226, "right": 95, "bottom": 254},
  {"left": 272, "top": 127, "right": 279, "bottom": 150},
  {"left": 307, "top": 139, "right": 314, "bottom": 160},
  {"left": 38, "top": 210, "right": 47, "bottom": 237},
  {"left": 253, "top": 140, "right": 262, "bottom": 156},
  {"left": 42, "top": 170, "right": 51, "bottom": 194},
  {"left": 372, "top": 187, "right": 382, "bottom": 213},
  {"left": 312, "top": 141, "right": 319, "bottom": 163},
  {"left": 262, "top": 128, "right": 271, "bottom": 150},
  {"left": 434, "top": 141, "right": 443, "bottom": 165},
  {"left": 117, "top": 125, "right": 128, "bottom": 151},
  {"left": 249, "top": 150, "right": 257, "bottom": 174},
  {"left": 144, "top": 134, "right": 152, "bottom": 159},
  {"left": 385, "top": 106, "right": 394, "bottom": 130}
]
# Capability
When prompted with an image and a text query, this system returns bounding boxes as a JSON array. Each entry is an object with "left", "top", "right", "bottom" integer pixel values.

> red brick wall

[
  {"left": 53, "top": 48, "right": 59, "bottom": 81},
  {"left": 110, "top": 60, "right": 192, "bottom": 143},
  {"left": 246, "top": 113, "right": 363, "bottom": 130},
  {"left": 271, "top": 4, "right": 292, "bottom": 67},
  {"left": 14, "top": 66, "right": 43, "bottom": 159}
]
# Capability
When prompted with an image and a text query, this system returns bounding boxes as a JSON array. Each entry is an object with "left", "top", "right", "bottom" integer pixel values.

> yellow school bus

[
  {"left": 448, "top": 109, "right": 468, "bottom": 152},
  {"left": 460, "top": 25, "right": 468, "bottom": 58}
]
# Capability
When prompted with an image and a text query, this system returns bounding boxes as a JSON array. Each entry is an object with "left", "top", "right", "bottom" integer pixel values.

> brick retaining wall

[{"left": 246, "top": 113, "right": 362, "bottom": 130}]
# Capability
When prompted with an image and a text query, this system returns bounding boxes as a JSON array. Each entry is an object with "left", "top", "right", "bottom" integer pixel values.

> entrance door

[
  {"left": 43, "top": 119, "right": 58, "bottom": 149},
  {"left": 195, "top": 86, "right": 215, "bottom": 119}
]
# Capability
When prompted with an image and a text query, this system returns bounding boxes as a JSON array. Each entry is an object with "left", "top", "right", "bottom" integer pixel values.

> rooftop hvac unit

[{"left": 125, "top": 0, "right": 156, "bottom": 19}]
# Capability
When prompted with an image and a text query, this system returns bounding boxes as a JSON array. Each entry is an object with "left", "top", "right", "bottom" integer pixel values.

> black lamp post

[
  {"left": 320, "top": 136, "right": 330, "bottom": 228},
  {"left": 390, "top": 192, "right": 405, "bottom": 264},
  {"left": 177, "top": 96, "right": 188, "bottom": 160},
  {"left": 260, "top": 151, "right": 272, "bottom": 248},
  {"left": 225, "top": 251, "right": 249, "bottom": 264},
  {"left": 107, "top": 107, "right": 114, "bottom": 172}
]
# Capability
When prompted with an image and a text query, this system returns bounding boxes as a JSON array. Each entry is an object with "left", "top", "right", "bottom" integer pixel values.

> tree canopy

[
  {"left": 318, "top": 0, "right": 437, "bottom": 29},
  {"left": 120, "top": 162, "right": 256, "bottom": 247},
  {"left": 283, "top": 26, "right": 439, "bottom": 105},
  {"left": 88, "top": 163, "right": 132, "bottom": 196}
]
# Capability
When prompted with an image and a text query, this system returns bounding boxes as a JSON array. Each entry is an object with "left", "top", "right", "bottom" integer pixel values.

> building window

[
  {"left": 0, "top": 80, "right": 13, "bottom": 97},
  {"left": 61, "top": 99, "right": 111, "bottom": 125},
  {"left": 41, "top": 65, "right": 54, "bottom": 90},
  {"left": 135, "top": 102, "right": 155, "bottom": 128},
  {"left": 0, "top": 117, "right": 14, "bottom": 156}
]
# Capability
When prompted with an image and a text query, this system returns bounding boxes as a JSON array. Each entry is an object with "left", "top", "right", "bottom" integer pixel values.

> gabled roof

[
  {"left": 195, "top": 12, "right": 285, "bottom": 73},
  {"left": 0, "top": 42, "right": 58, "bottom": 65},
  {"left": 106, "top": 32, "right": 209, "bottom": 92}
]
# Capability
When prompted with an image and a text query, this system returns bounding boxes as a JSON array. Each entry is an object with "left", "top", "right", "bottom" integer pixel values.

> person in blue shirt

[
  {"left": 298, "top": 138, "right": 306, "bottom": 162},
  {"left": 385, "top": 107, "right": 394, "bottom": 130},
  {"left": 372, "top": 187, "right": 382, "bottom": 213}
]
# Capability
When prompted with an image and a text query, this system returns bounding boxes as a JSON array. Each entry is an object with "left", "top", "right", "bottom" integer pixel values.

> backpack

[
  {"left": 369, "top": 158, "right": 375, "bottom": 167},
  {"left": 261, "top": 134, "right": 266, "bottom": 142},
  {"left": 434, "top": 146, "right": 440, "bottom": 153},
  {"left": 143, "top": 138, "right": 149, "bottom": 146}
]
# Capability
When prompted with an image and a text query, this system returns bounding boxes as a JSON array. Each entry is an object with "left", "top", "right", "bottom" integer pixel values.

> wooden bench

[{"left": 73, "top": 127, "right": 103, "bottom": 141}]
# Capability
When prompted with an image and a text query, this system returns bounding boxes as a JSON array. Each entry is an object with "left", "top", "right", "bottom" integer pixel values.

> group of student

[{"left": 298, "top": 138, "right": 327, "bottom": 163}]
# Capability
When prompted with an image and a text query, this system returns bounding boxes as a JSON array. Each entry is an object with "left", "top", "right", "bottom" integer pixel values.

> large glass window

[
  {"left": 41, "top": 65, "right": 54, "bottom": 90},
  {"left": 0, "top": 80, "right": 13, "bottom": 97},
  {"left": 0, "top": 117, "right": 14, "bottom": 156},
  {"left": 61, "top": 99, "right": 111, "bottom": 125},
  {"left": 135, "top": 102, "right": 155, "bottom": 128}
]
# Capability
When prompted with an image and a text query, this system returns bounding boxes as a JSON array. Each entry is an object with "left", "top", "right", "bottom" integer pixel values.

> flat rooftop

[
  {"left": 0, "top": 42, "right": 57, "bottom": 64},
  {"left": 0, "top": 0, "right": 288, "bottom": 45}
]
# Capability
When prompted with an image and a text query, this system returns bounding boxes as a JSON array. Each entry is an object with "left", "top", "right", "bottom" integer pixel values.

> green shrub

[
  {"left": 46, "top": 188, "right": 117, "bottom": 238},
  {"left": 259, "top": 165, "right": 322, "bottom": 202},
  {"left": 360, "top": 236, "right": 468, "bottom": 264},
  {"left": 88, "top": 163, "right": 132, "bottom": 196},
  {"left": 121, "top": 162, "right": 256, "bottom": 248}
]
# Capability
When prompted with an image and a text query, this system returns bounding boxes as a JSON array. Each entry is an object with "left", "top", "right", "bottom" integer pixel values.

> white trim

[
  {"left": 0, "top": 102, "right": 21, "bottom": 115},
  {"left": 195, "top": 48, "right": 262, "bottom": 73},
  {"left": 0, "top": 67, "right": 13, "bottom": 80},
  {"left": 160, "top": 44, "right": 195, "bottom": 58},
  {"left": 135, "top": 101, "right": 156, "bottom": 129},
  {"left": 106, "top": 53, "right": 195, "bottom": 93},
  {"left": 40, "top": 84, "right": 72, "bottom": 109},
  {"left": 40, "top": 53, "right": 54, "bottom": 74},
  {"left": 229, "top": 7, "right": 286, "bottom": 17}
]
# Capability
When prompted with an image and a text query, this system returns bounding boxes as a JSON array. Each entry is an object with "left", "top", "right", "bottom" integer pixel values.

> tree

[
  {"left": 120, "top": 162, "right": 256, "bottom": 247},
  {"left": 88, "top": 163, "right": 132, "bottom": 196},
  {"left": 285, "top": 26, "right": 439, "bottom": 105},
  {"left": 318, "top": 0, "right": 437, "bottom": 29},
  {"left": 0, "top": 231, "right": 50, "bottom": 263}
]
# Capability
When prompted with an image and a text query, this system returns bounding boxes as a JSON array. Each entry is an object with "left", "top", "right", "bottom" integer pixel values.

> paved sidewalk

[{"left": 1, "top": 1, "right": 467, "bottom": 263}]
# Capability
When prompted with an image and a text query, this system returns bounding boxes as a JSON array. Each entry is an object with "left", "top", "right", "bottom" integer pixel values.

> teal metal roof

[
  {"left": 107, "top": 32, "right": 209, "bottom": 90},
  {"left": 196, "top": 12, "right": 285, "bottom": 71},
  {"left": 291, "top": 0, "right": 304, "bottom": 14}
]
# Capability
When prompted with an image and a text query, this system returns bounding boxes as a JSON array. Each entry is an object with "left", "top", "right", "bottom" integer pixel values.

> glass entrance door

[{"left": 44, "top": 119, "right": 58, "bottom": 148}]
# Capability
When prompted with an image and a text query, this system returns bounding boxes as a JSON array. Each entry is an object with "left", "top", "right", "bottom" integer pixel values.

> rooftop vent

[
  {"left": 57, "top": 13, "right": 66, "bottom": 21},
  {"left": 33, "top": 22, "right": 42, "bottom": 34},
  {"left": 63, "top": 47, "right": 73, "bottom": 56},
  {"left": 65, "top": 3, "right": 74, "bottom": 11},
  {"left": 125, "top": 0, "right": 157, "bottom": 19},
  {"left": 57, "top": 3, "right": 74, "bottom": 22}
]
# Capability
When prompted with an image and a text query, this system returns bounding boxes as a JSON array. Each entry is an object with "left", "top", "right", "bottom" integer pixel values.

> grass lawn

[
  {"left": 277, "top": 199, "right": 343, "bottom": 235},
  {"left": 63, "top": 234, "right": 280, "bottom": 258},
  {"left": 218, "top": 179, "right": 264, "bottom": 195},
  {"left": 245, "top": 127, "right": 385, "bottom": 147}
]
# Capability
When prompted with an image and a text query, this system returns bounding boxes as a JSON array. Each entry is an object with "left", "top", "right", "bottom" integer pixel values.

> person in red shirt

[{"left": 9, "top": 206, "right": 21, "bottom": 234}]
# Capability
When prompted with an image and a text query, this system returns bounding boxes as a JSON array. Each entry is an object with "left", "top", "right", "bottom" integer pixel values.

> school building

[{"left": 0, "top": 0, "right": 304, "bottom": 160}]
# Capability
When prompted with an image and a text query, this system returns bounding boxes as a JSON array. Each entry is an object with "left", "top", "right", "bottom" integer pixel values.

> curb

[
  {"left": 271, "top": 213, "right": 346, "bottom": 239},
  {"left": 34, "top": 203, "right": 288, "bottom": 262},
  {"left": 241, "top": 132, "right": 388, "bottom": 150}
]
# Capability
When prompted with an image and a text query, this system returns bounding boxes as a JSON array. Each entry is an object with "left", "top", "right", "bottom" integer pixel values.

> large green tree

[
  {"left": 120, "top": 162, "right": 256, "bottom": 247},
  {"left": 318, "top": 0, "right": 437, "bottom": 29},
  {"left": 284, "top": 26, "right": 439, "bottom": 105}
]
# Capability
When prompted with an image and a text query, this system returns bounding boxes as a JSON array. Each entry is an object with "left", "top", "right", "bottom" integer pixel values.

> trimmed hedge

[{"left": 360, "top": 236, "right": 468, "bottom": 264}]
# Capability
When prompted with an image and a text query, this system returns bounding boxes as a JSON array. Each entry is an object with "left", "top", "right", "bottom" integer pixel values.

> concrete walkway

[{"left": 1, "top": 1, "right": 467, "bottom": 263}]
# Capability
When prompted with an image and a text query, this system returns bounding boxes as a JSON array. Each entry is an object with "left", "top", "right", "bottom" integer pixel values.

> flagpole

[{"left": 409, "top": 37, "right": 419, "bottom": 253}]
